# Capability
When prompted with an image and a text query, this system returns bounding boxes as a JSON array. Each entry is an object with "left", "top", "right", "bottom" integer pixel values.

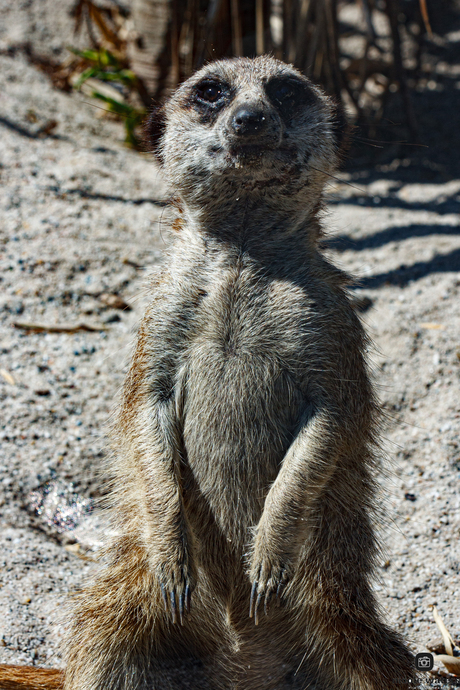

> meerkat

[{"left": 0, "top": 56, "right": 417, "bottom": 690}]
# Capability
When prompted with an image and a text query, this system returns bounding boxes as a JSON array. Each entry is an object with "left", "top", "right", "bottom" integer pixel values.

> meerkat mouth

[
  {"left": 226, "top": 143, "right": 282, "bottom": 170},
  {"left": 229, "top": 143, "right": 265, "bottom": 156},
  {"left": 220, "top": 143, "right": 303, "bottom": 182},
  {"left": 207, "top": 142, "right": 267, "bottom": 167}
]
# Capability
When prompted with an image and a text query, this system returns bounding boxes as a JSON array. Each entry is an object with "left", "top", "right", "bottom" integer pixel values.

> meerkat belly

[
  {"left": 180, "top": 284, "right": 306, "bottom": 542},
  {"left": 182, "top": 352, "right": 303, "bottom": 542}
]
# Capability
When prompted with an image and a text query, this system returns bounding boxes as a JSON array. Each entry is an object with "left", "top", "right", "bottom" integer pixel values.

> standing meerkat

[{"left": 1, "top": 56, "right": 416, "bottom": 690}]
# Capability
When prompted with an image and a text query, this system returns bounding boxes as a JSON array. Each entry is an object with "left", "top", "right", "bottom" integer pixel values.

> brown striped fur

[{"left": 0, "top": 665, "right": 63, "bottom": 689}]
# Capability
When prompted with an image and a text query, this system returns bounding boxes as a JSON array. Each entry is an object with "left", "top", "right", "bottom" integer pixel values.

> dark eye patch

[
  {"left": 185, "top": 78, "right": 233, "bottom": 123},
  {"left": 265, "top": 77, "right": 318, "bottom": 122}
]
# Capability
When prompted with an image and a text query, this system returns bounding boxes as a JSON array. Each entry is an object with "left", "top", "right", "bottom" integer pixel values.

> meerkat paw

[
  {"left": 157, "top": 555, "right": 196, "bottom": 625},
  {"left": 248, "top": 552, "right": 290, "bottom": 625}
]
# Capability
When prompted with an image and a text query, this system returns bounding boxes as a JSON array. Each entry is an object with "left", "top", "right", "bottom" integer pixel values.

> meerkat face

[{"left": 150, "top": 56, "right": 345, "bottom": 207}]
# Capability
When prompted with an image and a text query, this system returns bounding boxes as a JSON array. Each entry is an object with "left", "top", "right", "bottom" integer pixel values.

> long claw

[
  {"left": 185, "top": 583, "right": 191, "bottom": 613},
  {"left": 264, "top": 588, "right": 272, "bottom": 616},
  {"left": 179, "top": 590, "right": 185, "bottom": 626},
  {"left": 249, "top": 580, "right": 258, "bottom": 618},
  {"left": 255, "top": 591, "right": 264, "bottom": 626},
  {"left": 160, "top": 583, "right": 168, "bottom": 612},
  {"left": 170, "top": 589, "right": 177, "bottom": 625},
  {"left": 276, "top": 571, "right": 287, "bottom": 599}
]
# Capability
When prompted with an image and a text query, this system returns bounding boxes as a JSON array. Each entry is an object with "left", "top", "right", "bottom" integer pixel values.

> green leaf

[
  {"left": 92, "top": 92, "right": 132, "bottom": 114},
  {"left": 90, "top": 92, "right": 145, "bottom": 148},
  {"left": 74, "top": 66, "right": 98, "bottom": 88},
  {"left": 67, "top": 46, "right": 121, "bottom": 69}
]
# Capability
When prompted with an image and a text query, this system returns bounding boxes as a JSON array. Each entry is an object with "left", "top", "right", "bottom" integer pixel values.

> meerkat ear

[{"left": 144, "top": 104, "right": 166, "bottom": 164}]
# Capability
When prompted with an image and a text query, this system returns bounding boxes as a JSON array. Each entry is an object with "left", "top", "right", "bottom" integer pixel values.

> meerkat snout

[
  {"left": 226, "top": 99, "right": 281, "bottom": 158},
  {"left": 231, "top": 106, "right": 267, "bottom": 137}
]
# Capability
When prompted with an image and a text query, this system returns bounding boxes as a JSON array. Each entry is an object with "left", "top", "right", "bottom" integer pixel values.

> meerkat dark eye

[
  {"left": 265, "top": 77, "right": 317, "bottom": 121},
  {"left": 188, "top": 78, "right": 232, "bottom": 122},
  {"left": 195, "top": 81, "right": 225, "bottom": 104},
  {"left": 270, "top": 82, "right": 295, "bottom": 105}
]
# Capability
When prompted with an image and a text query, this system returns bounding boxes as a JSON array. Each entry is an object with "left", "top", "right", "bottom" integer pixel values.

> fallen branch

[
  {"left": 0, "top": 369, "right": 16, "bottom": 385},
  {"left": 428, "top": 606, "right": 460, "bottom": 679},
  {"left": 13, "top": 321, "right": 107, "bottom": 333}
]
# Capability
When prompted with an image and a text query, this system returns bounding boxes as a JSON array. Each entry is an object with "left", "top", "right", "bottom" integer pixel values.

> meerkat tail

[{"left": 0, "top": 664, "right": 64, "bottom": 689}]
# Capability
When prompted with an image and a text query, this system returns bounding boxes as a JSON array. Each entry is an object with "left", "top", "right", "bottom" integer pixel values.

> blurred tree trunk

[
  {"left": 128, "top": 0, "right": 269, "bottom": 101},
  {"left": 128, "top": 0, "right": 172, "bottom": 99}
]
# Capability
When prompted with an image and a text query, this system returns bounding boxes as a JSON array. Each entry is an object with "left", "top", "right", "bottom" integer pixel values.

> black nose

[{"left": 231, "top": 107, "right": 267, "bottom": 136}]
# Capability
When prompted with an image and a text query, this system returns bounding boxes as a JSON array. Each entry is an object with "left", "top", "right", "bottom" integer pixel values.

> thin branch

[
  {"left": 256, "top": 0, "right": 265, "bottom": 54},
  {"left": 231, "top": 0, "right": 243, "bottom": 56},
  {"left": 419, "top": 0, "right": 433, "bottom": 39}
]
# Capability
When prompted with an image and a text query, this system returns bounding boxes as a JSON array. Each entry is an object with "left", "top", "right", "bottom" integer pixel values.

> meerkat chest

[
  {"left": 180, "top": 264, "right": 309, "bottom": 437},
  {"left": 178, "top": 265, "right": 310, "bottom": 519},
  {"left": 190, "top": 264, "right": 309, "bottom": 361}
]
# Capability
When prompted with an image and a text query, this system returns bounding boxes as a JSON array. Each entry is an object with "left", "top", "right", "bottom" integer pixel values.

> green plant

[{"left": 69, "top": 46, "right": 146, "bottom": 148}]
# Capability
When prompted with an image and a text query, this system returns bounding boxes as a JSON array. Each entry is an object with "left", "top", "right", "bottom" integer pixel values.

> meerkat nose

[{"left": 231, "top": 107, "right": 267, "bottom": 136}]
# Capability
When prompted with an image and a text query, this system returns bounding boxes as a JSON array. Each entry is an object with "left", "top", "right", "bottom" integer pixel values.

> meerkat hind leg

[
  {"left": 64, "top": 539, "right": 231, "bottom": 690},
  {"left": 298, "top": 499, "right": 417, "bottom": 690}
]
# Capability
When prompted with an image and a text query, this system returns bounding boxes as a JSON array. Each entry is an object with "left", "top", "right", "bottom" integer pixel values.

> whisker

[
  {"left": 81, "top": 101, "right": 130, "bottom": 119},
  {"left": 309, "top": 166, "right": 367, "bottom": 194},
  {"left": 355, "top": 136, "right": 428, "bottom": 148}
]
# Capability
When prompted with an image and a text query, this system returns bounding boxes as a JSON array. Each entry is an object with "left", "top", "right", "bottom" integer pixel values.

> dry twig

[{"left": 13, "top": 321, "right": 107, "bottom": 333}]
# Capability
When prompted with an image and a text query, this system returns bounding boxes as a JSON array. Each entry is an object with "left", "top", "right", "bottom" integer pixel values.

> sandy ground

[{"left": 0, "top": 2, "right": 459, "bottom": 687}]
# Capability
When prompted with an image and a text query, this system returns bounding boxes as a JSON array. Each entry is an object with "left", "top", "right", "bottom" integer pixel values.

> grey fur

[{"left": 64, "top": 56, "right": 417, "bottom": 690}]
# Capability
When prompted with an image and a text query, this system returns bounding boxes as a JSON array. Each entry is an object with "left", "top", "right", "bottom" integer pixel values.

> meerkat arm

[
  {"left": 117, "top": 313, "right": 196, "bottom": 625},
  {"left": 136, "top": 401, "right": 194, "bottom": 625},
  {"left": 249, "top": 404, "right": 354, "bottom": 624}
]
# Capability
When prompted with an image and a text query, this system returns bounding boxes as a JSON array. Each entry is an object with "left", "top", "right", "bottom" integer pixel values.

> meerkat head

[{"left": 147, "top": 56, "right": 347, "bottom": 214}]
